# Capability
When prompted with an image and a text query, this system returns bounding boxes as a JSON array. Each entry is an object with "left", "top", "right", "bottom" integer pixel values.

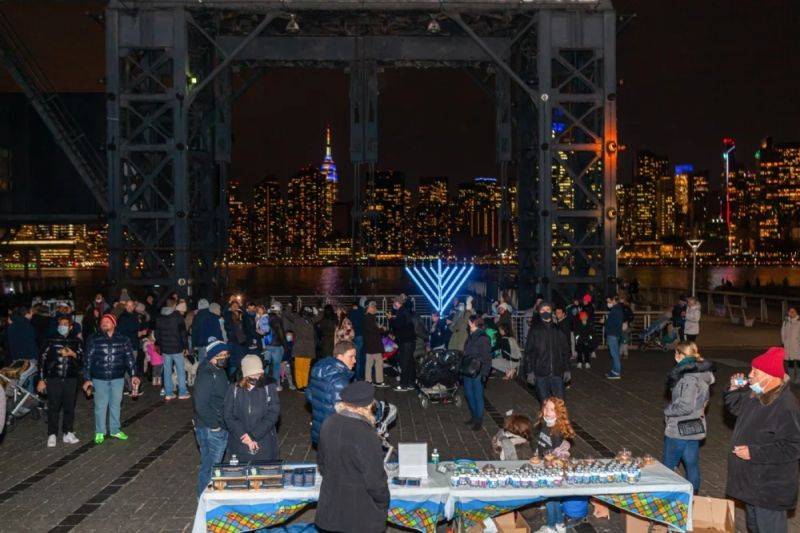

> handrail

[{"left": 639, "top": 287, "right": 799, "bottom": 326}]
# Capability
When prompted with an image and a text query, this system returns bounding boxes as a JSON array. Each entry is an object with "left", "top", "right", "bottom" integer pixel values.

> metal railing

[{"left": 640, "top": 287, "right": 800, "bottom": 326}]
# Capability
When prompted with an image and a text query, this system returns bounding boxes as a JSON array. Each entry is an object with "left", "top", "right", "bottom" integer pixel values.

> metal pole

[{"left": 692, "top": 248, "right": 697, "bottom": 297}]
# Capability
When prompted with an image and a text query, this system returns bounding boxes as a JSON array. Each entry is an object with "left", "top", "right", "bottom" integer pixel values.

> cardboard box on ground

[
  {"left": 466, "top": 512, "right": 531, "bottom": 533},
  {"left": 625, "top": 496, "right": 735, "bottom": 533}
]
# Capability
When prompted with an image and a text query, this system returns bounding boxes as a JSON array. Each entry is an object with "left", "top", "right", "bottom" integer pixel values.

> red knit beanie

[
  {"left": 578, "top": 311, "right": 589, "bottom": 321},
  {"left": 100, "top": 313, "right": 117, "bottom": 328},
  {"left": 751, "top": 347, "right": 785, "bottom": 378}
]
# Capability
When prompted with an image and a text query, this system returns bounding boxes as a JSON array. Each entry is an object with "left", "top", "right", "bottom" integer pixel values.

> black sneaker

[
  {"left": 605, "top": 372, "right": 621, "bottom": 380},
  {"left": 374, "top": 382, "right": 389, "bottom": 388}
]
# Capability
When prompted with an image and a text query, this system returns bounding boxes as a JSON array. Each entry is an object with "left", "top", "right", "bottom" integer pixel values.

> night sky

[{"left": 1, "top": 1, "right": 798, "bottom": 198}]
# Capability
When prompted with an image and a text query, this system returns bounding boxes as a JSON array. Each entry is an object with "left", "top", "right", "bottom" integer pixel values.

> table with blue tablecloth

[
  {"left": 193, "top": 463, "right": 450, "bottom": 533},
  {"left": 193, "top": 460, "right": 693, "bottom": 533},
  {"left": 443, "top": 460, "right": 693, "bottom": 532}
]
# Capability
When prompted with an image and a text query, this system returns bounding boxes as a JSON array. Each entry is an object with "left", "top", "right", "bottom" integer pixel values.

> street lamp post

[
  {"left": 615, "top": 244, "right": 624, "bottom": 282},
  {"left": 686, "top": 239, "right": 704, "bottom": 297}
]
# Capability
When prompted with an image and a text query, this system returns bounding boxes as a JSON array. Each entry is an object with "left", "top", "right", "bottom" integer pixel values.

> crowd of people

[{"left": 3, "top": 288, "right": 800, "bottom": 533}]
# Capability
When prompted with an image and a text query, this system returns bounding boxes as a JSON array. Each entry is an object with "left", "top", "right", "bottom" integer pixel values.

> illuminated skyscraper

[
  {"left": 689, "top": 171, "right": 709, "bottom": 233},
  {"left": 455, "top": 177, "right": 502, "bottom": 254},
  {"left": 253, "top": 177, "right": 285, "bottom": 262},
  {"left": 674, "top": 165, "right": 692, "bottom": 237},
  {"left": 320, "top": 126, "right": 338, "bottom": 241},
  {"left": 757, "top": 138, "right": 800, "bottom": 248},
  {"left": 287, "top": 166, "right": 326, "bottom": 259},
  {"left": 362, "top": 171, "right": 407, "bottom": 259},
  {"left": 616, "top": 183, "right": 633, "bottom": 244},
  {"left": 629, "top": 181, "right": 656, "bottom": 241},
  {"left": 656, "top": 176, "right": 676, "bottom": 238},
  {"left": 414, "top": 176, "right": 451, "bottom": 256},
  {"left": 226, "top": 180, "right": 253, "bottom": 263},
  {"left": 628, "top": 150, "right": 668, "bottom": 242}
]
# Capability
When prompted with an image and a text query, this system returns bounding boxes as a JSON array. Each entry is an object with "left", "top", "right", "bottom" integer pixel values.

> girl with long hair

[{"left": 532, "top": 397, "right": 580, "bottom": 533}]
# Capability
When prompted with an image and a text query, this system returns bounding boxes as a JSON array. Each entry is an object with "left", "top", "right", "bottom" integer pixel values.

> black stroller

[{"left": 416, "top": 349, "right": 462, "bottom": 409}]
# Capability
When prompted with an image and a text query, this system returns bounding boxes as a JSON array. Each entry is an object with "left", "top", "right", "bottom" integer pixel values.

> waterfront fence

[{"left": 640, "top": 287, "right": 800, "bottom": 326}]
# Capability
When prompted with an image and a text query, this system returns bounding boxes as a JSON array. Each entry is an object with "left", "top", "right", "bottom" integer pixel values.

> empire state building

[{"left": 320, "top": 126, "right": 338, "bottom": 240}]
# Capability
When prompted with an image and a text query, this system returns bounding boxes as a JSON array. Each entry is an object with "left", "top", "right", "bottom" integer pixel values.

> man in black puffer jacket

[
  {"left": 524, "top": 302, "right": 571, "bottom": 404},
  {"left": 38, "top": 316, "right": 84, "bottom": 447},
  {"left": 83, "top": 314, "right": 138, "bottom": 444},
  {"left": 725, "top": 347, "right": 800, "bottom": 533}
]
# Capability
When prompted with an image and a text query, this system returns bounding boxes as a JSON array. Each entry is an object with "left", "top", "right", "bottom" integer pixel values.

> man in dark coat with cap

[
  {"left": 193, "top": 340, "right": 230, "bottom": 497},
  {"left": 725, "top": 346, "right": 800, "bottom": 533},
  {"left": 316, "top": 381, "right": 389, "bottom": 533}
]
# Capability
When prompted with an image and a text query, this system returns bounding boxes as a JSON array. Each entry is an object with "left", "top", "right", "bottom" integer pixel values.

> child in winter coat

[
  {"left": 144, "top": 333, "right": 163, "bottom": 387},
  {"left": 492, "top": 414, "right": 534, "bottom": 460},
  {"left": 574, "top": 311, "right": 596, "bottom": 369}
]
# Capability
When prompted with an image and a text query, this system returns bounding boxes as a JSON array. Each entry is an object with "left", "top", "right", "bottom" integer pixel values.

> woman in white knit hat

[{"left": 223, "top": 354, "right": 281, "bottom": 462}]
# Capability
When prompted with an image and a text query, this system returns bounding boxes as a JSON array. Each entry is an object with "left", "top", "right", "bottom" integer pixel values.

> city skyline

[{"left": 5, "top": 130, "right": 799, "bottom": 268}]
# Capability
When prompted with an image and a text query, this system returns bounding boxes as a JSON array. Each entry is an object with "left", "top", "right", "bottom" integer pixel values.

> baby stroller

[
  {"left": 1, "top": 360, "right": 45, "bottom": 432},
  {"left": 416, "top": 349, "right": 462, "bottom": 409},
  {"left": 637, "top": 317, "right": 671, "bottom": 352}
]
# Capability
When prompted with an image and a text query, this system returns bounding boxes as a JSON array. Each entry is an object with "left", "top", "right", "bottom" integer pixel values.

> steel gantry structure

[{"left": 103, "top": 0, "right": 617, "bottom": 304}]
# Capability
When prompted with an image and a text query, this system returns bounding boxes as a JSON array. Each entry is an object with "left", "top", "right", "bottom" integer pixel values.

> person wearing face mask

[
  {"left": 223, "top": 354, "right": 281, "bottom": 463},
  {"left": 725, "top": 347, "right": 800, "bottom": 533},
  {"left": 663, "top": 342, "right": 715, "bottom": 493},
  {"left": 532, "top": 397, "right": 578, "bottom": 533},
  {"left": 524, "top": 303, "right": 572, "bottom": 404},
  {"left": 781, "top": 306, "right": 800, "bottom": 383},
  {"left": 603, "top": 296, "right": 624, "bottom": 379},
  {"left": 38, "top": 316, "right": 84, "bottom": 447},
  {"left": 193, "top": 340, "right": 230, "bottom": 497}
]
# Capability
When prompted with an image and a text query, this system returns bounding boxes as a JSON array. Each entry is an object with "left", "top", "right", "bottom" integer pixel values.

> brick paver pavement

[{"left": 0, "top": 345, "right": 794, "bottom": 532}]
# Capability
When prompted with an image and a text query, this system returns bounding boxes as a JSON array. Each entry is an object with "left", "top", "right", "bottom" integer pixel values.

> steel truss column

[
  {"left": 524, "top": 7, "right": 617, "bottom": 305},
  {"left": 349, "top": 51, "right": 378, "bottom": 290},
  {"left": 107, "top": 6, "right": 224, "bottom": 298}
]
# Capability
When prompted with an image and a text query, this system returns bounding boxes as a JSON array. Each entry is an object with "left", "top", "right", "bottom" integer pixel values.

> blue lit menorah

[{"left": 404, "top": 259, "right": 474, "bottom": 316}]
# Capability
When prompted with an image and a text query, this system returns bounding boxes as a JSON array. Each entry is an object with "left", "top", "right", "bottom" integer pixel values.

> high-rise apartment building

[
  {"left": 363, "top": 170, "right": 407, "bottom": 258},
  {"left": 226, "top": 180, "right": 253, "bottom": 263},
  {"left": 455, "top": 177, "right": 502, "bottom": 253},
  {"left": 655, "top": 176, "right": 676, "bottom": 238},
  {"left": 287, "top": 166, "right": 327, "bottom": 259},
  {"left": 253, "top": 177, "right": 285, "bottom": 262},
  {"left": 758, "top": 138, "right": 800, "bottom": 248},
  {"left": 689, "top": 171, "right": 709, "bottom": 233},
  {"left": 415, "top": 176, "right": 451, "bottom": 256}
]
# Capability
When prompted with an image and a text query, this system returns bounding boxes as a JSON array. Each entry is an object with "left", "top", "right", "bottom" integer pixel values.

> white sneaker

[
  {"left": 555, "top": 524, "right": 566, "bottom": 533},
  {"left": 276, "top": 385, "right": 283, "bottom": 392},
  {"left": 585, "top": 362, "right": 591, "bottom": 369},
  {"left": 576, "top": 362, "right": 583, "bottom": 369},
  {"left": 63, "top": 432, "right": 79, "bottom": 444},
  {"left": 533, "top": 526, "right": 556, "bottom": 533},
  {"left": 47, "top": 434, "right": 57, "bottom": 448}
]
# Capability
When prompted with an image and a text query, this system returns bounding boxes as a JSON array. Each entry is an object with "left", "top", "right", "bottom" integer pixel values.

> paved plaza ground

[{"left": 0, "top": 321, "right": 795, "bottom": 532}]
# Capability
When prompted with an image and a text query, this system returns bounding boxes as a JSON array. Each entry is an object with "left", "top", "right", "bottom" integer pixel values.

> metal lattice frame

[
  {"left": 516, "top": 9, "right": 617, "bottom": 306},
  {"left": 106, "top": 0, "right": 616, "bottom": 303},
  {"left": 106, "top": 7, "right": 227, "bottom": 298}
]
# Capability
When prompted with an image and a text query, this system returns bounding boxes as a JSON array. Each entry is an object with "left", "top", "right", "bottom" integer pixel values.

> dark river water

[{"left": 17, "top": 265, "right": 800, "bottom": 305}]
